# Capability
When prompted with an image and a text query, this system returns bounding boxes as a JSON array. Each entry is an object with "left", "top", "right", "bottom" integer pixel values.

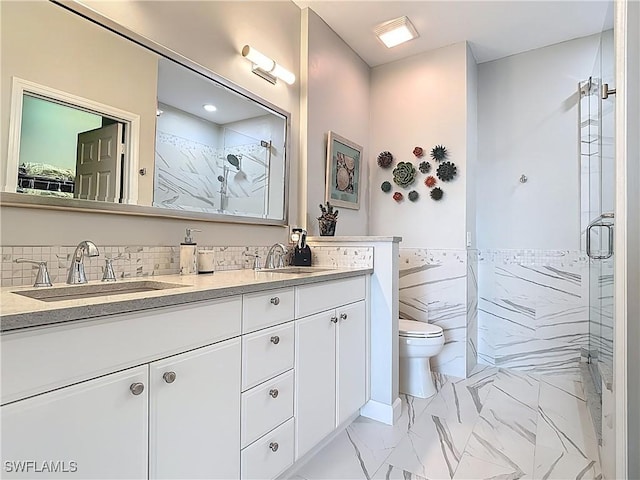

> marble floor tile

[
  {"left": 463, "top": 383, "right": 537, "bottom": 475},
  {"left": 490, "top": 368, "right": 540, "bottom": 410},
  {"left": 385, "top": 413, "right": 475, "bottom": 479},
  {"left": 533, "top": 445, "right": 602, "bottom": 480},
  {"left": 287, "top": 368, "right": 599, "bottom": 480},
  {"left": 288, "top": 429, "right": 371, "bottom": 480},
  {"left": 371, "top": 463, "right": 428, "bottom": 480},
  {"left": 423, "top": 366, "right": 498, "bottom": 425},
  {"left": 452, "top": 452, "right": 532, "bottom": 480},
  {"left": 536, "top": 381, "right": 599, "bottom": 461}
]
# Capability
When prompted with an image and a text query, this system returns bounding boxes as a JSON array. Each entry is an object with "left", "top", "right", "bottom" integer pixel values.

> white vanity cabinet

[
  {"left": 149, "top": 338, "right": 241, "bottom": 479},
  {"left": 294, "top": 276, "right": 367, "bottom": 459},
  {"left": 1, "top": 296, "right": 243, "bottom": 480},
  {"left": 1, "top": 366, "right": 149, "bottom": 479}
]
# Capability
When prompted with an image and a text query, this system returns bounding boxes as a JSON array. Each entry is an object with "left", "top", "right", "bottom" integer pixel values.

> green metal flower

[
  {"left": 381, "top": 181, "right": 392, "bottom": 193},
  {"left": 392, "top": 162, "right": 417, "bottom": 188},
  {"left": 408, "top": 190, "right": 419, "bottom": 202}
]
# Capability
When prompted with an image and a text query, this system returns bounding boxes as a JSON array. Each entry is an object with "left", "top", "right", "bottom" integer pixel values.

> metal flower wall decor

[{"left": 377, "top": 144, "right": 458, "bottom": 204}]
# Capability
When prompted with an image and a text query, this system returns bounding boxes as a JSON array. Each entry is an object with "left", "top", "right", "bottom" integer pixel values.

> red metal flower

[
  {"left": 425, "top": 175, "right": 437, "bottom": 188},
  {"left": 393, "top": 192, "right": 403, "bottom": 202},
  {"left": 413, "top": 146, "right": 424, "bottom": 158}
]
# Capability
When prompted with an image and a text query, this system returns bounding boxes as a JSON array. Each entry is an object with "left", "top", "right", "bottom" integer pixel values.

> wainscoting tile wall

[{"left": 477, "top": 249, "right": 589, "bottom": 381}]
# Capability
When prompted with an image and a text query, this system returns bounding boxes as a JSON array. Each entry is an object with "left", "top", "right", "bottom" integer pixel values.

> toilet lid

[{"left": 399, "top": 319, "right": 443, "bottom": 338}]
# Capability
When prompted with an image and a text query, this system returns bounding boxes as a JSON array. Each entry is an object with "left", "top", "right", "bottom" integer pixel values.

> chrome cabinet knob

[
  {"left": 269, "top": 388, "right": 279, "bottom": 398},
  {"left": 130, "top": 382, "right": 144, "bottom": 395},
  {"left": 269, "top": 442, "right": 279, "bottom": 452},
  {"left": 163, "top": 371, "right": 177, "bottom": 383},
  {"left": 330, "top": 316, "right": 338, "bottom": 323},
  {"left": 270, "top": 297, "right": 280, "bottom": 305},
  {"left": 270, "top": 336, "right": 280, "bottom": 344},
  {"left": 340, "top": 313, "right": 348, "bottom": 320}
]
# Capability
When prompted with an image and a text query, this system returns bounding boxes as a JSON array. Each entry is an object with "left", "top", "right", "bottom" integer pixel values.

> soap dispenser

[{"left": 180, "top": 228, "right": 200, "bottom": 275}]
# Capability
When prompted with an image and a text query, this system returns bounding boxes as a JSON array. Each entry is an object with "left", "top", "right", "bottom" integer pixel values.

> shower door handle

[{"left": 586, "top": 223, "right": 614, "bottom": 259}]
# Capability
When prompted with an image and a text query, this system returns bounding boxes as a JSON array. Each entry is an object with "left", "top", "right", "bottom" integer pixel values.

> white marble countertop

[{"left": 0, "top": 267, "right": 372, "bottom": 332}]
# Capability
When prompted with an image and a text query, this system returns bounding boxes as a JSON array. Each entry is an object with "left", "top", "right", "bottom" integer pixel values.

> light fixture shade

[
  {"left": 271, "top": 63, "right": 296, "bottom": 85},
  {"left": 241, "top": 44, "right": 295, "bottom": 85},
  {"left": 374, "top": 16, "right": 419, "bottom": 48},
  {"left": 242, "top": 45, "right": 275, "bottom": 72}
]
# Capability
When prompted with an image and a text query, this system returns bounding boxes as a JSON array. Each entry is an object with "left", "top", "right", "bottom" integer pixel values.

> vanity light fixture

[
  {"left": 241, "top": 45, "right": 295, "bottom": 85},
  {"left": 203, "top": 104, "right": 217, "bottom": 112},
  {"left": 374, "top": 16, "right": 419, "bottom": 48}
]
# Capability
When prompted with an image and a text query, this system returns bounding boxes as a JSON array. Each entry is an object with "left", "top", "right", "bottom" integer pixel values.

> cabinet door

[
  {"left": 294, "top": 310, "right": 336, "bottom": 459},
  {"left": 1, "top": 366, "right": 148, "bottom": 479},
  {"left": 336, "top": 301, "right": 367, "bottom": 425},
  {"left": 149, "top": 338, "right": 241, "bottom": 479}
]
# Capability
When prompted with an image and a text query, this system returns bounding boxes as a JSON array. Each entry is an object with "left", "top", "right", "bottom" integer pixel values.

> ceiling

[{"left": 293, "top": 0, "right": 613, "bottom": 67}]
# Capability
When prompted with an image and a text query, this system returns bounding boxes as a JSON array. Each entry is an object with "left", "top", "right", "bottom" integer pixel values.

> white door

[
  {"left": 1, "top": 366, "right": 148, "bottom": 479},
  {"left": 295, "top": 310, "right": 336, "bottom": 459},
  {"left": 149, "top": 339, "right": 241, "bottom": 480},
  {"left": 75, "top": 123, "right": 122, "bottom": 202},
  {"left": 336, "top": 301, "right": 367, "bottom": 425}
]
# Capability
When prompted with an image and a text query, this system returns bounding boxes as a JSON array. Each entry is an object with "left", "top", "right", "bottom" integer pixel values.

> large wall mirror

[{"left": 0, "top": 1, "right": 290, "bottom": 224}]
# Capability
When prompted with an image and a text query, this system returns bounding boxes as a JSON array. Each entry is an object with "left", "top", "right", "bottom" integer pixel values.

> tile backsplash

[{"left": 0, "top": 244, "right": 373, "bottom": 287}]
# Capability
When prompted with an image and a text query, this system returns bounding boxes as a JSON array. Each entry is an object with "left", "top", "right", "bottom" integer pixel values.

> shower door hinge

[{"left": 601, "top": 83, "right": 616, "bottom": 99}]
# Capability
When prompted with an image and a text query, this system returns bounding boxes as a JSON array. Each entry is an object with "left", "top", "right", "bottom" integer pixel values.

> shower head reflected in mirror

[
  {"left": 217, "top": 175, "right": 225, "bottom": 183},
  {"left": 227, "top": 154, "right": 240, "bottom": 170}
]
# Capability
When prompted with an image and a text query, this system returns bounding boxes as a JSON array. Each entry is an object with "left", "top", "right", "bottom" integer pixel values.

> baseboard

[{"left": 359, "top": 397, "right": 402, "bottom": 425}]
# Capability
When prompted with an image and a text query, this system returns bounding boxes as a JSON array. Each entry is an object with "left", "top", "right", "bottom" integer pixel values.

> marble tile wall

[
  {"left": 477, "top": 249, "right": 590, "bottom": 381},
  {"left": 0, "top": 244, "right": 373, "bottom": 287},
  {"left": 466, "top": 250, "right": 479, "bottom": 376},
  {"left": 399, "top": 249, "right": 470, "bottom": 378}
]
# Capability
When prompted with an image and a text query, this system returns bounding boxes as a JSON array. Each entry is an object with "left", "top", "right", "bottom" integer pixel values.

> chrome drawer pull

[
  {"left": 163, "top": 371, "right": 177, "bottom": 384},
  {"left": 270, "top": 336, "right": 280, "bottom": 344},
  {"left": 340, "top": 313, "right": 348, "bottom": 320},
  {"left": 130, "top": 382, "right": 144, "bottom": 395},
  {"left": 270, "top": 297, "right": 280, "bottom": 305},
  {"left": 269, "top": 388, "right": 279, "bottom": 398},
  {"left": 269, "top": 442, "right": 279, "bottom": 452},
  {"left": 330, "top": 316, "right": 338, "bottom": 323}
]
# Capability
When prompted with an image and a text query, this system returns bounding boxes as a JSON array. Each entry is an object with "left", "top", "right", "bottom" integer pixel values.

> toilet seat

[{"left": 399, "top": 319, "right": 443, "bottom": 338}]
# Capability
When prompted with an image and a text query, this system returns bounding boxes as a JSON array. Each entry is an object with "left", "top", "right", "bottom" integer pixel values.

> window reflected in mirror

[{"left": 17, "top": 94, "right": 126, "bottom": 202}]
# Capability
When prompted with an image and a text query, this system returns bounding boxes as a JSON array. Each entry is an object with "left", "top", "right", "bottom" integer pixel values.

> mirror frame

[{"left": 0, "top": 0, "right": 291, "bottom": 227}]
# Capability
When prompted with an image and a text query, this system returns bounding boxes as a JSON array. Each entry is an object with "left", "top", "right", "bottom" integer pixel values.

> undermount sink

[
  {"left": 258, "top": 267, "right": 334, "bottom": 274},
  {"left": 13, "top": 281, "right": 185, "bottom": 303}
]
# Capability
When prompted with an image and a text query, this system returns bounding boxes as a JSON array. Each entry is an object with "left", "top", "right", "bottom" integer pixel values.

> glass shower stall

[{"left": 578, "top": 26, "right": 615, "bottom": 447}]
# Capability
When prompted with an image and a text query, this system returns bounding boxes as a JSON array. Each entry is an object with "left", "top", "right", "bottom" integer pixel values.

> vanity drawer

[
  {"left": 242, "top": 287, "right": 294, "bottom": 333},
  {"left": 241, "top": 417, "right": 294, "bottom": 480},
  {"left": 295, "top": 275, "right": 366, "bottom": 318},
  {"left": 241, "top": 370, "right": 293, "bottom": 448},
  {"left": 242, "top": 323, "right": 294, "bottom": 391}
]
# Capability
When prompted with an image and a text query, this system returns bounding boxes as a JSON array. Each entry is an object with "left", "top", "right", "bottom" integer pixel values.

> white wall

[
  {"left": 300, "top": 8, "right": 370, "bottom": 236},
  {"left": 477, "top": 34, "right": 601, "bottom": 250},
  {"left": 369, "top": 42, "right": 472, "bottom": 249},
  {"left": 0, "top": 0, "right": 300, "bottom": 247}
]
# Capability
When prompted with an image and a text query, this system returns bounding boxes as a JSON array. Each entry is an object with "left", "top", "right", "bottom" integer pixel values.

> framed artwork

[{"left": 325, "top": 131, "right": 362, "bottom": 210}]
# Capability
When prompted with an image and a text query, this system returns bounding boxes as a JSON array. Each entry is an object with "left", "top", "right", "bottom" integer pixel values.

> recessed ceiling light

[
  {"left": 374, "top": 16, "right": 419, "bottom": 48},
  {"left": 203, "top": 104, "right": 217, "bottom": 112}
]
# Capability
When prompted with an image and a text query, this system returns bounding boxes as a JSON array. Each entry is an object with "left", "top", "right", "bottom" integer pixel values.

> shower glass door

[{"left": 580, "top": 27, "right": 615, "bottom": 441}]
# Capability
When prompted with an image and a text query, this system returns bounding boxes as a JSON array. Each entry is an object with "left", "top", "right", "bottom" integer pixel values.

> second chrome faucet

[{"left": 67, "top": 240, "right": 100, "bottom": 284}]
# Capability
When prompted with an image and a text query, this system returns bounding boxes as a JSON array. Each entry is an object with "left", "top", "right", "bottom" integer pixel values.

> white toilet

[{"left": 399, "top": 319, "right": 445, "bottom": 398}]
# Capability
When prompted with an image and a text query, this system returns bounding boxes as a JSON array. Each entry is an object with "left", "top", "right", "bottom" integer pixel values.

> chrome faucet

[
  {"left": 265, "top": 243, "right": 287, "bottom": 269},
  {"left": 67, "top": 240, "right": 100, "bottom": 284}
]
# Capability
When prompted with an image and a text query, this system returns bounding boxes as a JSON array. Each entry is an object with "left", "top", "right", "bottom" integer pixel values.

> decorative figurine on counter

[{"left": 318, "top": 201, "right": 339, "bottom": 236}]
